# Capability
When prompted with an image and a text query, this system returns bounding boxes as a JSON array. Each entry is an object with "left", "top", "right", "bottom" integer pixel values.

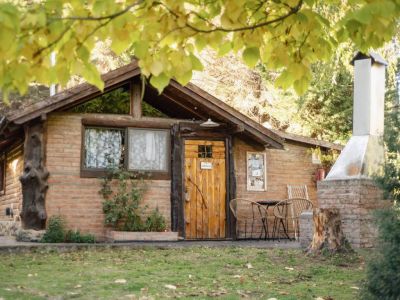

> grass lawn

[{"left": 0, "top": 247, "right": 366, "bottom": 299}]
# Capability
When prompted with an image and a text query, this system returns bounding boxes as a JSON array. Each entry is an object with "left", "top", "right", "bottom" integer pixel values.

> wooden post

[
  {"left": 130, "top": 80, "right": 142, "bottom": 118},
  {"left": 171, "top": 124, "right": 184, "bottom": 235},
  {"left": 227, "top": 137, "right": 236, "bottom": 239},
  {"left": 307, "top": 208, "right": 352, "bottom": 254},
  {"left": 20, "top": 122, "right": 49, "bottom": 230}
]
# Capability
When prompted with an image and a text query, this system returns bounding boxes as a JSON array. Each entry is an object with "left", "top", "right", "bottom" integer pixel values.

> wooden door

[{"left": 184, "top": 140, "right": 226, "bottom": 239}]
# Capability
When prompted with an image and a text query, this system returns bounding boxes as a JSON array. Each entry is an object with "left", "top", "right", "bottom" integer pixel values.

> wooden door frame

[{"left": 179, "top": 134, "right": 234, "bottom": 239}]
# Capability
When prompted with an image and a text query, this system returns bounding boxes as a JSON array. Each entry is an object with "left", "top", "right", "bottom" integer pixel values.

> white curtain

[
  {"left": 84, "top": 128, "right": 123, "bottom": 169},
  {"left": 128, "top": 129, "right": 168, "bottom": 171}
]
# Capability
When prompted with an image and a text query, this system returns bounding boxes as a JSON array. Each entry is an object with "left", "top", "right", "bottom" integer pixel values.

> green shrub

[
  {"left": 100, "top": 169, "right": 147, "bottom": 231},
  {"left": 145, "top": 208, "right": 167, "bottom": 232},
  {"left": 361, "top": 206, "right": 400, "bottom": 299},
  {"left": 100, "top": 169, "right": 168, "bottom": 232},
  {"left": 41, "top": 216, "right": 66, "bottom": 243},
  {"left": 65, "top": 230, "right": 95, "bottom": 243}
]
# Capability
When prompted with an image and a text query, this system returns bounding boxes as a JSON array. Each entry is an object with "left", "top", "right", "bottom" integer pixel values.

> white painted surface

[
  {"left": 353, "top": 59, "right": 371, "bottom": 135},
  {"left": 200, "top": 162, "right": 213, "bottom": 169},
  {"left": 326, "top": 53, "right": 386, "bottom": 180},
  {"left": 353, "top": 59, "right": 385, "bottom": 136},
  {"left": 326, "top": 135, "right": 384, "bottom": 180}
]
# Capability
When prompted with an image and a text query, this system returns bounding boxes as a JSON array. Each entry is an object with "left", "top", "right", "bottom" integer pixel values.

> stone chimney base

[{"left": 317, "top": 179, "right": 391, "bottom": 248}]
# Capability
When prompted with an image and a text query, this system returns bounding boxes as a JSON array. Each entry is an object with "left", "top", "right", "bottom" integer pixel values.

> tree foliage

[
  {"left": 362, "top": 60, "right": 400, "bottom": 300},
  {"left": 0, "top": 0, "right": 399, "bottom": 99}
]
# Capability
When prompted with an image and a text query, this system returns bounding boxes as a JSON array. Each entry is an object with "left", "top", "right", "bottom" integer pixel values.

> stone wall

[
  {"left": 45, "top": 113, "right": 171, "bottom": 240},
  {"left": 318, "top": 179, "right": 391, "bottom": 248},
  {"left": 299, "top": 211, "right": 313, "bottom": 248},
  {"left": 0, "top": 143, "right": 23, "bottom": 222}
]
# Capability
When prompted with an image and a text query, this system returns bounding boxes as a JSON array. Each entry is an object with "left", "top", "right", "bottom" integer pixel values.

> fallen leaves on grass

[
  {"left": 245, "top": 263, "right": 253, "bottom": 269},
  {"left": 114, "top": 279, "right": 127, "bottom": 284},
  {"left": 164, "top": 284, "right": 177, "bottom": 290}
]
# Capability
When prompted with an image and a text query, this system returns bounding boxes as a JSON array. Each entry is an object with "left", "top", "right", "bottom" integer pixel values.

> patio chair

[
  {"left": 287, "top": 185, "right": 309, "bottom": 200},
  {"left": 229, "top": 198, "right": 269, "bottom": 239},
  {"left": 272, "top": 198, "right": 313, "bottom": 241}
]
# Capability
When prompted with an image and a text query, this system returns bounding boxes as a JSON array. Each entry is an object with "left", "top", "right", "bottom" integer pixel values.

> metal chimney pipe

[{"left": 326, "top": 52, "right": 387, "bottom": 180}]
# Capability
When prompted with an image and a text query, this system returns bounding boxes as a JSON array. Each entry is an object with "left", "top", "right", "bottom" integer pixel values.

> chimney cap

[{"left": 350, "top": 51, "right": 388, "bottom": 66}]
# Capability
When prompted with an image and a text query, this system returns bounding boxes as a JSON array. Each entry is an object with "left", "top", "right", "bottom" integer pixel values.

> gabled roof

[
  {"left": 269, "top": 129, "right": 343, "bottom": 151},
  {"left": 3, "top": 61, "right": 343, "bottom": 151},
  {"left": 4, "top": 61, "right": 285, "bottom": 149}
]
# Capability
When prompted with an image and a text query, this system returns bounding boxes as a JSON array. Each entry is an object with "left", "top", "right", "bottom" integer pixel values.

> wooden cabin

[{"left": 0, "top": 61, "right": 342, "bottom": 240}]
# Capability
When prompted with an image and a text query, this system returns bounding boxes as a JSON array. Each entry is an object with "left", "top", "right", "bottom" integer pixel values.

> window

[
  {"left": 128, "top": 128, "right": 169, "bottom": 172},
  {"left": 83, "top": 128, "right": 125, "bottom": 169},
  {"left": 198, "top": 145, "right": 213, "bottom": 158},
  {"left": 0, "top": 155, "right": 5, "bottom": 194}
]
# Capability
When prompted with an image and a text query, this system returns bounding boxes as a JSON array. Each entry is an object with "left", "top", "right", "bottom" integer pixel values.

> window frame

[
  {"left": 0, "top": 153, "right": 6, "bottom": 195},
  {"left": 126, "top": 127, "right": 171, "bottom": 177},
  {"left": 80, "top": 126, "right": 127, "bottom": 178},
  {"left": 80, "top": 126, "right": 171, "bottom": 180}
]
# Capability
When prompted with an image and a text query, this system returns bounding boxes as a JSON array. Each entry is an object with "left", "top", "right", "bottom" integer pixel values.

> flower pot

[{"left": 315, "top": 167, "right": 326, "bottom": 181}]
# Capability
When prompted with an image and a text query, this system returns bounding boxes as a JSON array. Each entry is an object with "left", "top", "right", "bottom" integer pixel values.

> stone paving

[{"left": 0, "top": 236, "right": 300, "bottom": 253}]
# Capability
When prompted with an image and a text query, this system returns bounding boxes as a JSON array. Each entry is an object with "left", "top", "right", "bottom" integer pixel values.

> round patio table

[{"left": 256, "top": 200, "right": 290, "bottom": 239}]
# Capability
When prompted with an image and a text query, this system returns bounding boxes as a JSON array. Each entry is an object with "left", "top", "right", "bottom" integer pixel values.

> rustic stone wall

[
  {"left": 0, "top": 220, "right": 21, "bottom": 236},
  {"left": 299, "top": 211, "right": 313, "bottom": 248},
  {"left": 0, "top": 143, "right": 23, "bottom": 222},
  {"left": 45, "top": 113, "right": 171, "bottom": 240},
  {"left": 233, "top": 137, "right": 320, "bottom": 238},
  {"left": 318, "top": 179, "right": 391, "bottom": 248}
]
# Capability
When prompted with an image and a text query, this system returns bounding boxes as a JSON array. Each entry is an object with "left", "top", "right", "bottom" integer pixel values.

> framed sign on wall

[{"left": 246, "top": 152, "right": 267, "bottom": 191}]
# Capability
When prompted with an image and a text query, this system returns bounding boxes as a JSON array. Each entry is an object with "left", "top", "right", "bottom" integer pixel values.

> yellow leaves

[
  {"left": 242, "top": 47, "right": 260, "bottom": 68},
  {"left": 0, "top": 0, "right": 398, "bottom": 99},
  {"left": 149, "top": 61, "right": 164, "bottom": 77},
  {"left": 150, "top": 73, "right": 170, "bottom": 93},
  {"left": 81, "top": 62, "right": 104, "bottom": 91},
  {"left": 190, "top": 54, "right": 203, "bottom": 71}
]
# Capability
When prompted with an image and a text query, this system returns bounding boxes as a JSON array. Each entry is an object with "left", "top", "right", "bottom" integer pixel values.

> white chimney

[{"left": 326, "top": 52, "right": 387, "bottom": 180}]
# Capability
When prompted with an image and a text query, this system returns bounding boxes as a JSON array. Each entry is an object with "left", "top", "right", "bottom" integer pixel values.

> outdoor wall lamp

[{"left": 200, "top": 118, "right": 220, "bottom": 128}]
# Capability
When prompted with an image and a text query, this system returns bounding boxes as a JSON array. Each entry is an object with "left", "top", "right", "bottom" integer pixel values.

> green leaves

[
  {"left": 0, "top": 0, "right": 398, "bottom": 99},
  {"left": 242, "top": 47, "right": 260, "bottom": 68},
  {"left": 150, "top": 73, "right": 170, "bottom": 93}
]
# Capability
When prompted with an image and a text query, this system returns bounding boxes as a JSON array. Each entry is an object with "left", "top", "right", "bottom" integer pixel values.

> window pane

[
  {"left": 198, "top": 145, "right": 212, "bottom": 158},
  {"left": 128, "top": 129, "right": 169, "bottom": 171},
  {"left": 84, "top": 128, "right": 124, "bottom": 169}
]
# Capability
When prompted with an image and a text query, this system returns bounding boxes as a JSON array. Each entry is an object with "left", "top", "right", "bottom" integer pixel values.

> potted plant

[{"left": 311, "top": 147, "right": 340, "bottom": 182}]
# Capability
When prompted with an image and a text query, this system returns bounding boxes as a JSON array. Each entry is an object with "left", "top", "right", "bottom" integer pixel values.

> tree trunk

[
  {"left": 20, "top": 122, "right": 49, "bottom": 230},
  {"left": 307, "top": 208, "right": 352, "bottom": 254}
]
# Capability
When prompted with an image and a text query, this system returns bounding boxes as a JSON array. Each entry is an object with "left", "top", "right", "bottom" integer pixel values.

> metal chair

[
  {"left": 272, "top": 198, "right": 313, "bottom": 240},
  {"left": 287, "top": 185, "right": 309, "bottom": 200},
  {"left": 229, "top": 198, "right": 269, "bottom": 239}
]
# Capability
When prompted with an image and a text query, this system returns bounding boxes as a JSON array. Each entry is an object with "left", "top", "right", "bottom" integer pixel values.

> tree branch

[{"left": 50, "top": 0, "right": 145, "bottom": 21}]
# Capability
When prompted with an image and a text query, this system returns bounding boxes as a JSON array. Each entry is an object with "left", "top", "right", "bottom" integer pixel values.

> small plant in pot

[{"left": 311, "top": 147, "right": 340, "bottom": 181}]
